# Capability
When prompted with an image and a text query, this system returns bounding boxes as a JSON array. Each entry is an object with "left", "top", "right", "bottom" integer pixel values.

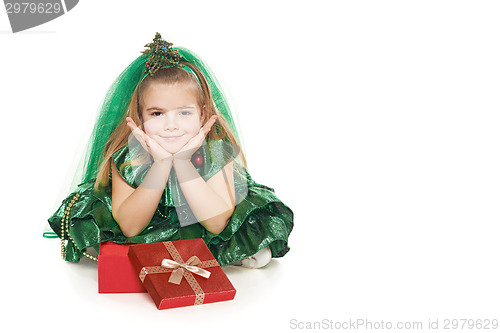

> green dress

[{"left": 48, "top": 139, "right": 293, "bottom": 266}]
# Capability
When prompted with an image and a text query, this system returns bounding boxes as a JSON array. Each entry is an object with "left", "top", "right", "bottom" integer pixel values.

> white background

[{"left": 1, "top": 1, "right": 499, "bottom": 332}]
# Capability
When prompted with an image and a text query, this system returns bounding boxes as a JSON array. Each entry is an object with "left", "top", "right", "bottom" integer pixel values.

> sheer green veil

[
  {"left": 43, "top": 40, "right": 245, "bottom": 238},
  {"left": 84, "top": 47, "right": 243, "bottom": 184}
]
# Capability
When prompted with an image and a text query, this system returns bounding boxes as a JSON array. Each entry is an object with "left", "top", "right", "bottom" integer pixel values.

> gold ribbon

[
  {"left": 138, "top": 241, "right": 220, "bottom": 305},
  {"left": 161, "top": 256, "right": 211, "bottom": 285}
]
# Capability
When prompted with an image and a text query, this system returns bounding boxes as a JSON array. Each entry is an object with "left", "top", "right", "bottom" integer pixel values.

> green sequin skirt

[{"left": 48, "top": 180, "right": 293, "bottom": 266}]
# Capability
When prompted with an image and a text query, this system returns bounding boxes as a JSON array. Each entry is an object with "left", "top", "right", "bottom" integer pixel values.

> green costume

[{"left": 46, "top": 34, "right": 293, "bottom": 266}]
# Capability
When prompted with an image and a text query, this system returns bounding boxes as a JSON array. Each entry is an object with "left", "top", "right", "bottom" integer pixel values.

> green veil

[{"left": 43, "top": 43, "right": 245, "bottom": 238}]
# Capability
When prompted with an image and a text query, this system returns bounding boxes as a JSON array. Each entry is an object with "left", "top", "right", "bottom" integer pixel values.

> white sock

[{"left": 240, "top": 246, "right": 272, "bottom": 269}]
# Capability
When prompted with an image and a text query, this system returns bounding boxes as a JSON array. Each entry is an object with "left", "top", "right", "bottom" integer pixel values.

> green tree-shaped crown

[{"left": 142, "top": 32, "right": 183, "bottom": 76}]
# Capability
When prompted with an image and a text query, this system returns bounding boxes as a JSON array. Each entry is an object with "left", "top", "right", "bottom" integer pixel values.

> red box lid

[{"left": 128, "top": 239, "right": 236, "bottom": 309}]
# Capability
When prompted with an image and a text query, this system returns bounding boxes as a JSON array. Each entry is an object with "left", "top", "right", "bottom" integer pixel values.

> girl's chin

[
  {"left": 159, "top": 140, "right": 187, "bottom": 154},
  {"left": 162, "top": 145, "right": 183, "bottom": 154},
  {"left": 165, "top": 148, "right": 181, "bottom": 154}
]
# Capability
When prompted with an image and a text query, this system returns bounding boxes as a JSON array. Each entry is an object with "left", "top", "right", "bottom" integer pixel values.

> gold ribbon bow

[
  {"left": 137, "top": 242, "right": 220, "bottom": 305},
  {"left": 161, "top": 256, "right": 211, "bottom": 285}
]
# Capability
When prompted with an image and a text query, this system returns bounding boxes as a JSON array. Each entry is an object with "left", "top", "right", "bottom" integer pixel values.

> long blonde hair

[{"left": 94, "top": 62, "right": 246, "bottom": 190}]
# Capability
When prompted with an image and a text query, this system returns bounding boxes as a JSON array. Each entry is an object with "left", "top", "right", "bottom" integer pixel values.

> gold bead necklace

[
  {"left": 156, "top": 208, "right": 168, "bottom": 219},
  {"left": 60, "top": 193, "right": 98, "bottom": 262}
]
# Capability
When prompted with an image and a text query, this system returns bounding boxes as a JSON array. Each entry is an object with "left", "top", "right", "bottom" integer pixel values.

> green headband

[{"left": 138, "top": 64, "right": 201, "bottom": 88}]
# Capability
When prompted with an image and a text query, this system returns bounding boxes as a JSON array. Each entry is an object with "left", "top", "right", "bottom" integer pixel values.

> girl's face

[{"left": 141, "top": 82, "right": 203, "bottom": 154}]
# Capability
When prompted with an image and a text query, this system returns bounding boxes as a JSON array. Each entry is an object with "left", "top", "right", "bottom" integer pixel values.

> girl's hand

[
  {"left": 174, "top": 115, "right": 217, "bottom": 161},
  {"left": 126, "top": 117, "right": 173, "bottom": 162}
]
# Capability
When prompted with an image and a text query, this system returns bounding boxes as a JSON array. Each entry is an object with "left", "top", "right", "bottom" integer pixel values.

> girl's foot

[{"left": 234, "top": 246, "right": 272, "bottom": 269}]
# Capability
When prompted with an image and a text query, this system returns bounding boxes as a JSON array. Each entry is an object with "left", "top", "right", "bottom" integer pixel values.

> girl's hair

[{"left": 94, "top": 62, "right": 246, "bottom": 190}]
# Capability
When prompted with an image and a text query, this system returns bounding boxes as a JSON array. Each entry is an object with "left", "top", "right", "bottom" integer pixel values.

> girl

[{"left": 47, "top": 33, "right": 293, "bottom": 268}]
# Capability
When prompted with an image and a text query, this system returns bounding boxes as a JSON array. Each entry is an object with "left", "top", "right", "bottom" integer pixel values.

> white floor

[
  {"left": 25, "top": 232, "right": 305, "bottom": 332},
  {"left": 6, "top": 204, "right": 500, "bottom": 333}
]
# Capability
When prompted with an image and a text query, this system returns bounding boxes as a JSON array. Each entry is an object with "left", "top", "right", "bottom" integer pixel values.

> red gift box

[
  {"left": 128, "top": 239, "right": 236, "bottom": 310},
  {"left": 98, "top": 242, "right": 146, "bottom": 293}
]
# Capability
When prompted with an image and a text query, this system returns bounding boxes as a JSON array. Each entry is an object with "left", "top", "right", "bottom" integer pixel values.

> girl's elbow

[
  {"left": 203, "top": 209, "right": 233, "bottom": 235},
  {"left": 207, "top": 225, "right": 225, "bottom": 235},
  {"left": 116, "top": 221, "right": 137, "bottom": 238},
  {"left": 121, "top": 227, "right": 140, "bottom": 238},
  {"left": 118, "top": 218, "right": 144, "bottom": 238},
  {"left": 113, "top": 212, "right": 141, "bottom": 238}
]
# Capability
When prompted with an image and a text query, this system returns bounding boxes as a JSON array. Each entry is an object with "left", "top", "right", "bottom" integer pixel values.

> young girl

[{"left": 47, "top": 33, "right": 293, "bottom": 268}]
